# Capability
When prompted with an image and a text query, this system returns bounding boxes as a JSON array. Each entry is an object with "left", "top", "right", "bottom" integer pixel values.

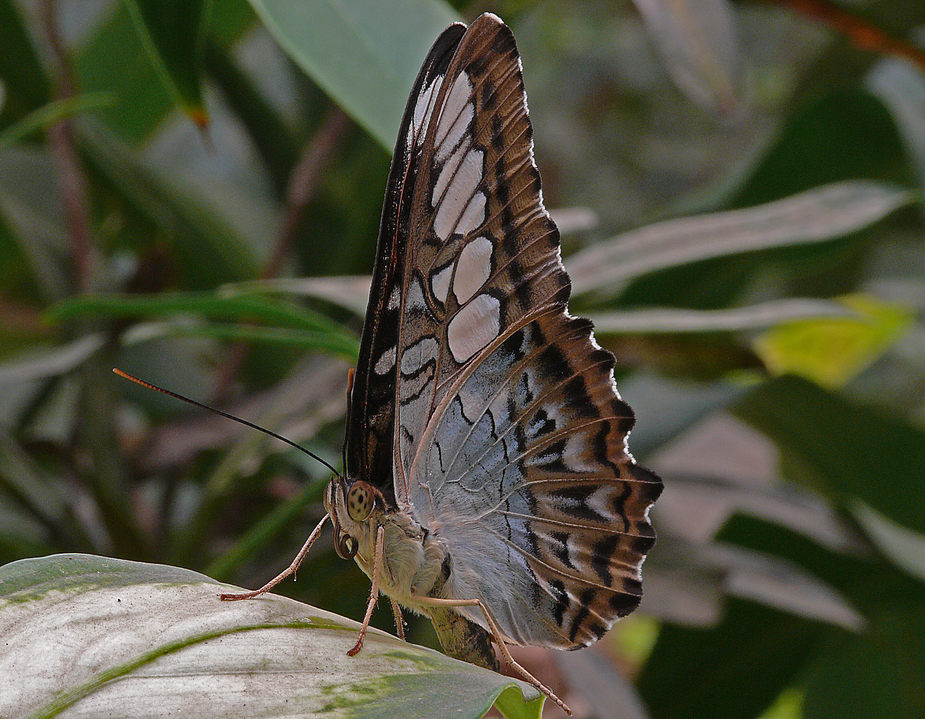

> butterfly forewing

[
  {"left": 346, "top": 22, "right": 465, "bottom": 498},
  {"left": 385, "top": 13, "right": 662, "bottom": 649},
  {"left": 393, "top": 16, "right": 570, "bottom": 500}
]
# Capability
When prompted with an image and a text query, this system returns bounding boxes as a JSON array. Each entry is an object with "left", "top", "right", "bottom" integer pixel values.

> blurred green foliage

[{"left": 0, "top": 1, "right": 923, "bottom": 717}]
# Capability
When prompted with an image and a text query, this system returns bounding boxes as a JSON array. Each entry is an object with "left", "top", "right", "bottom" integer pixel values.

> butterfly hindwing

[{"left": 391, "top": 14, "right": 662, "bottom": 648}]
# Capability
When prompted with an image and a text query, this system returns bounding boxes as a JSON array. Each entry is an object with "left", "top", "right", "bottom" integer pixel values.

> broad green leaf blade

[
  {"left": 247, "top": 0, "right": 457, "bottom": 149},
  {"left": 586, "top": 298, "right": 853, "bottom": 335},
  {"left": 76, "top": 3, "right": 173, "bottom": 143},
  {"left": 752, "top": 294, "right": 913, "bottom": 388},
  {"left": 568, "top": 181, "right": 917, "bottom": 298},
  {"left": 76, "top": 1, "right": 253, "bottom": 143},
  {"left": 125, "top": 0, "right": 211, "bottom": 126},
  {"left": 733, "top": 90, "right": 914, "bottom": 206},
  {"left": 638, "top": 599, "right": 825, "bottom": 719},
  {"left": 802, "top": 606, "right": 925, "bottom": 719},
  {"left": 0, "top": 554, "right": 543, "bottom": 719}
]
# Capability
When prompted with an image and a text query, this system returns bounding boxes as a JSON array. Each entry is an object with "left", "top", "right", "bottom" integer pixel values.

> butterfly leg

[
  {"left": 390, "top": 597, "right": 407, "bottom": 641},
  {"left": 347, "top": 524, "right": 385, "bottom": 656},
  {"left": 409, "top": 594, "right": 571, "bottom": 715},
  {"left": 220, "top": 514, "right": 329, "bottom": 601}
]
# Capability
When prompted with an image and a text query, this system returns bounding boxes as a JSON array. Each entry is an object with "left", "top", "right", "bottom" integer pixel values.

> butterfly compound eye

[{"left": 346, "top": 481, "right": 374, "bottom": 522}]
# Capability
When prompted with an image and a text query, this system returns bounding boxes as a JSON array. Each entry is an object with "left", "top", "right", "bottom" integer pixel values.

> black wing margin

[{"left": 344, "top": 22, "right": 466, "bottom": 503}]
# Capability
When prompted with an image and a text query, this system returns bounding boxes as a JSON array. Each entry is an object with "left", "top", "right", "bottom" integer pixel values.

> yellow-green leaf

[{"left": 752, "top": 294, "right": 913, "bottom": 388}]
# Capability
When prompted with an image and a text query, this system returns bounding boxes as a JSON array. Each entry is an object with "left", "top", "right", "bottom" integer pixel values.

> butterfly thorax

[
  {"left": 324, "top": 477, "right": 445, "bottom": 606},
  {"left": 324, "top": 477, "right": 500, "bottom": 670}
]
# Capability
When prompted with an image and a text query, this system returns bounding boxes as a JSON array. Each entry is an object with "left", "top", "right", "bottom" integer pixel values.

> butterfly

[{"left": 221, "top": 12, "right": 661, "bottom": 714}]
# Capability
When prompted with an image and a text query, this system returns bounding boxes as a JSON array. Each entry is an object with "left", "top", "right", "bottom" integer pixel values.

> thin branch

[
  {"left": 771, "top": 0, "right": 925, "bottom": 70},
  {"left": 40, "top": 0, "right": 97, "bottom": 294},
  {"left": 211, "top": 106, "right": 351, "bottom": 402},
  {"left": 264, "top": 107, "right": 351, "bottom": 280}
]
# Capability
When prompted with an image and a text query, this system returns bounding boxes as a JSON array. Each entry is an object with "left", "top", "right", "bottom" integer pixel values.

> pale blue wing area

[{"left": 408, "top": 312, "right": 660, "bottom": 648}]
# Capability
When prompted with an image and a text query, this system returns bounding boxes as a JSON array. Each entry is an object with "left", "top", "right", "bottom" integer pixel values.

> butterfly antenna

[{"left": 113, "top": 368, "right": 343, "bottom": 479}]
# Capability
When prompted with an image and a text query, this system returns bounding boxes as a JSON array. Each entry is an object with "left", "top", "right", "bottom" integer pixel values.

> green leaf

[
  {"left": 567, "top": 181, "right": 916, "bottom": 298},
  {"left": 78, "top": 123, "right": 260, "bottom": 287},
  {"left": 638, "top": 599, "right": 825, "bottom": 719},
  {"left": 124, "top": 0, "right": 212, "bottom": 127},
  {"left": 802, "top": 606, "right": 925, "bottom": 719},
  {"left": 75, "top": 3, "right": 174, "bottom": 143},
  {"left": 48, "top": 292, "right": 341, "bottom": 333},
  {"left": 0, "top": 93, "right": 115, "bottom": 151},
  {"left": 220, "top": 276, "right": 372, "bottom": 315},
  {"left": 733, "top": 90, "right": 915, "bottom": 206},
  {"left": 47, "top": 292, "right": 359, "bottom": 360},
  {"left": 586, "top": 298, "right": 854, "bottom": 335},
  {"left": 752, "top": 294, "right": 913, "bottom": 388},
  {"left": 246, "top": 0, "right": 457, "bottom": 149},
  {"left": 735, "top": 375, "right": 925, "bottom": 535},
  {"left": 0, "top": 0, "right": 50, "bottom": 127},
  {"left": 0, "top": 554, "right": 543, "bottom": 719},
  {"left": 75, "top": 1, "right": 252, "bottom": 143}
]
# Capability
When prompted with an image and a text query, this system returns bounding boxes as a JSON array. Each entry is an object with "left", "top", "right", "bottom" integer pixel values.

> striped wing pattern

[{"left": 378, "top": 14, "right": 663, "bottom": 649}]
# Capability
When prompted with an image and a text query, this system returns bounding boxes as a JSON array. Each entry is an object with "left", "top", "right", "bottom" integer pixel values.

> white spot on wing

[
  {"left": 407, "top": 274, "right": 426, "bottom": 311},
  {"left": 454, "top": 236, "right": 493, "bottom": 303},
  {"left": 411, "top": 76, "right": 443, "bottom": 146},
  {"left": 388, "top": 286, "right": 400, "bottom": 310},
  {"left": 401, "top": 336, "right": 438, "bottom": 376},
  {"left": 433, "top": 148, "right": 484, "bottom": 240},
  {"left": 448, "top": 293, "right": 500, "bottom": 363},
  {"left": 431, "top": 264, "right": 453, "bottom": 303},
  {"left": 374, "top": 346, "right": 396, "bottom": 375},
  {"left": 435, "top": 73, "right": 473, "bottom": 159},
  {"left": 457, "top": 191, "right": 486, "bottom": 237}
]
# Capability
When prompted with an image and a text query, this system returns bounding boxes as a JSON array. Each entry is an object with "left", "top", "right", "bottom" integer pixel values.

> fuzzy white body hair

[{"left": 328, "top": 482, "right": 446, "bottom": 610}]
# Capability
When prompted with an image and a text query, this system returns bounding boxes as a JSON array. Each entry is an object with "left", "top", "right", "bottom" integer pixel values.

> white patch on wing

[
  {"left": 431, "top": 263, "right": 453, "bottom": 303},
  {"left": 374, "top": 346, "right": 396, "bottom": 375},
  {"left": 454, "top": 236, "right": 493, "bottom": 303},
  {"left": 401, "top": 336, "right": 439, "bottom": 376},
  {"left": 563, "top": 433, "right": 597, "bottom": 473},
  {"left": 433, "top": 149, "right": 484, "bottom": 240},
  {"left": 448, "top": 293, "right": 500, "bottom": 363},
  {"left": 387, "top": 286, "right": 401, "bottom": 311},
  {"left": 456, "top": 191, "right": 486, "bottom": 237},
  {"left": 411, "top": 76, "right": 443, "bottom": 146},
  {"left": 407, "top": 274, "right": 426, "bottom": 311},
  {"left": 456, "top": 380, "right": 487, "bottom": 424},
  {"left": 435, "top": 73, "right": 473, "bottom": 159}
]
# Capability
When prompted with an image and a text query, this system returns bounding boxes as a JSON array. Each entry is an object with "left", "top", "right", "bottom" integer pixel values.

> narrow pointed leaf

[
  {"left": 752, "top": 294, "right": 913, "bottom": 388},
  {"left": 586, "top": 298, "right": 853, "bottom": 335},
  {"left": 124, "top": 0, "right": 211, "bottom": 126},
  {"left": 568, "top": 182, "right": 916, "bottom": 297}
]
